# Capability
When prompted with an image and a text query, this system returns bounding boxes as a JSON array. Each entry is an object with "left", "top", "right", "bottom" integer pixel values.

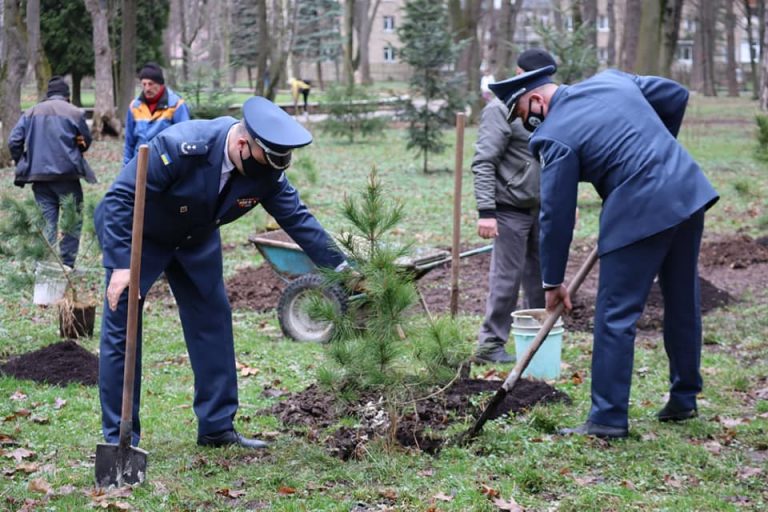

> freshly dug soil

[
  {"left": 268, "top": 378, "right": 570, "bottom": 459},
  {"left": 699, "top": 235, "right": 768, "bottom": 268},
  {"left": 226, "top": 265, "right": 286, "bottom": 312},
  {"left": 0, "top": 341, "right": 99, "bottom": 386}
]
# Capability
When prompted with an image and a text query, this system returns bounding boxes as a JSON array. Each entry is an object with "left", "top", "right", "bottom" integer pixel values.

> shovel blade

[{"left": 95, "top": 443, "right": 148, "bottom": 488}]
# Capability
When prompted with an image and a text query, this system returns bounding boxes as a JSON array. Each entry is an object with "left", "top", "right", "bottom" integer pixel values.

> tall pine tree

[
  {"left": 230, "top": 0, "right": 260, "bottom": 88},
  {"left": 398, "top": 0, "right": 465, "bottom": 173},
  {"left": 293, "top": 0, "right": 342, "bottom": 88}
]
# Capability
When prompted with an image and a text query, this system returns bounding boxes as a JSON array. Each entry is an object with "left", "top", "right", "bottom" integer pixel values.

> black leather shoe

[
  {"left": 657, "top": 401, "right": 698, "bottom": 422},
  {"left": 197, "top": 430, "right": 269, "bottom": 449},
  {"left": 558, "top": 421, "right": 628, "bottom": 439},
  {"left": 475, "top": 345, "right": 515, "bottom": 364}
]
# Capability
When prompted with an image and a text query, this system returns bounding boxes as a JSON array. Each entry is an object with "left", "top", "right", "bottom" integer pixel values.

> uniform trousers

[{"left": 589, "top": 208, "right": 705, "bottom": 428}]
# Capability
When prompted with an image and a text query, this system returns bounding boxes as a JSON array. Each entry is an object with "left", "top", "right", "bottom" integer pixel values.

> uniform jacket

[
  {"left": 124, "top": 87, "right": 190, "bottom": 164},
  {"left": 530, "top": 70, "right": 719, "bottom": 286},
  {"left": 96, "top": 117, "right": 344, "bottom": 291},
  {"left": 472, "top": 98, "right": 540, "bottom": 216},
  {"left": 8, "top": 96, "right": 94, "bottom": 187}
]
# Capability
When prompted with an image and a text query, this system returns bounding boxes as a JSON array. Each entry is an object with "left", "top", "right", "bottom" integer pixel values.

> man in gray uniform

[{"left": 472, "top": 49, "right": 556, "bottom": 363}]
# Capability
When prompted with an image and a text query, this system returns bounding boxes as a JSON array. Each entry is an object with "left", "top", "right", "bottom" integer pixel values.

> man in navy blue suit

[
  {"left": 489, "top": 68, "right": 719, "bottom": 438},
  {"left": 95, "top": 97, "right": 346, "bottom": 449}
]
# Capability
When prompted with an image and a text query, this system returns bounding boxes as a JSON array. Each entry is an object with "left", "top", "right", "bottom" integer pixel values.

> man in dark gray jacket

[
  {"left": 8, "top": 76, "right": 95, "bottom": 268},
  {"left": 472, "top": 49, "right": 556, "bottom": 363}
]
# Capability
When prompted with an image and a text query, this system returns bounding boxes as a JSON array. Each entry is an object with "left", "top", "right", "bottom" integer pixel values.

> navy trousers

[
  {"left": 32, "top": 181, "right": 83, "bottom": 268},
  {"left": 98, "top": 240, "right": 238, "bottom": 445},
  {"left": 589, "top": 208, "right": 705, "bottom": 428}
]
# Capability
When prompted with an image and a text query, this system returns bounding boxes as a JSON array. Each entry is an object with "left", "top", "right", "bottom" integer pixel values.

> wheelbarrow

[{"left": 248, "top": 229, "right": 492, "bottom": 343}]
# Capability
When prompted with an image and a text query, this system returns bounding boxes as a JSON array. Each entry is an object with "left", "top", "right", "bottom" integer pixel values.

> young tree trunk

[
  {"left": 255, "top": 0, "right": 269, "bottom": 96},
  {"left": 745, "top": 0, "right": 760, "bottom": 99},
  {"left": 208, "top": 3, "right": 224, "bottom": 88},
  {"left": 0, "top": 0, "right": 27, "bottom": 167},
  {"left": 316, "top": 59, "right": 324, "bottom": 90},
  {"left": 449, "top": 0, "right": 482, "bottom": 93},
  {"left": 636, "top": 0, "right": 662, "bottom": 75},
  {"left": 354, "top": 0, "right": 382, "bottom": 85},
  {"left": 725, "top": 0, "right": 739, "bottom": 97},
  {"left": 26, "top": 0, "right": 50, "bottom": 101},
  {"left": 693, "top": 0, "right": 718, "bottom": 96},
  {"left": 72, "top": 70, "right": 83, "bottom": 107},
  {"left": 606, "top": 0, "right": 616, "bottom": 67},
  {"left": 84, "top": 0, "right": 121, "bottom": 137},
  {"left": 620, "top": 0, "right": 642, "bottom": 71},
  {"left": 494, "top": 0, "right": 523, "bottom": 78},
  {"left": 343, "top": 0, "right": 354, "bottom": 87},
  {"left": 761, "top": 0, "right": 768, "bottom": 109},
  {"left": 264, "top": 0, "right": 298, "bottom": 101},
  {"left": 118, "top": 0, "right": 137, "bottom": 120},
  {"left": 580, "top": 0, "right": 598, "bottom": 76},
  {"left": 660, "top": 0, "right": 684, "bottom": 77}
]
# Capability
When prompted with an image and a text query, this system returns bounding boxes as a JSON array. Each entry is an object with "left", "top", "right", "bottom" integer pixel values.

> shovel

[
  {"left": 456, "top": 246, "right": 598, "bottom": 445},
  {"left": 95, "top": 145, "right": 150, "bottom": 488}
]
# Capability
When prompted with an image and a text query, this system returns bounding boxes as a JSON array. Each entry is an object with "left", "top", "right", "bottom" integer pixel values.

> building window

[
  {"left": 598, "top": 47, "right": 608, "bottom": 62},
  {"left": 383, "top": 15, "right": 395, "bottom": 32},
  {"left": 598, "top": 15, "right": 609, "bottom": 31},
  {"left": 564, "top": 15, "right": 573, "bottom": 31},
  {"left": 677, "top": 43, "right": 693, "bottom": 62},
  {"left": 384, "top": 45, "right": 396, "bottom": 63}
]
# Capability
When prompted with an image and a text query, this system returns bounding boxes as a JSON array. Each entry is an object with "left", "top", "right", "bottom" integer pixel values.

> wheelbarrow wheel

[{"left": 277, "top": 274, "right": 348, "bottom": 343}]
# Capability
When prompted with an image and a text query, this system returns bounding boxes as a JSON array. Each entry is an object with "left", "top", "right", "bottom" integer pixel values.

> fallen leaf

[
  {"left": 100, "top": 502, "right": 133, "bottom": 510},
  {"left": 571, "top": 371, "right": 584, "bottom": 385},
  {"left": 754, "top": 387, "right": 768, "bottom": 399},
  {"left": 641, "top": 432, "right": 658, "bottom": 441},
  {"left": 663, "top": 474, "right": 684, "bottom": 489},
  {"left": 0, "top": 433, "right": 17, "bottom": 445},
  {"left": 216, "top": 488, "right": 246, "bottom": 499},
  {"left": 31, "top": 415, "right": 49, "bottom": 425},
  {"left": 573, "top": 475, "right": 603, "bottom": 486},
  {"left": 261, "top": 388, "right": 286, "bottom": 398},
  {"left": 719, "top": 417, "right": 749, "bottom": 428},
  {"left": 737, "top": 467, "right": 763, "bottom": 479},
  {"left": 493, "top": 496, "right": 524, "bottom": 511},
  {"left": 54, "top": 398, "right": 67, "bottom": 410},
  {"left": 57, "top": 484, "right": 76, "bottom": 495},
  {"left": 10, "top": 391, "right": 27, "bottom": 401},
  {"left": 28, "top": 478, "right": 52, "bottom": 494},
  {"left": 278, "top": 486, "right": 296, "bottom": 495},
  {"left": 621, "top": 480, "right": 636, "bottom": 490},
  {"left": 418, "top": 469, "right": 435, "bottom": 477},
  {"left": 480, "top": 484, "right": 500, "bottom": 498},
  {"left": 433, "top": 492, "right": 453, "bottom": 502},
  {"left": 16, "top": 462, "right": 39, "bottom": 474},
  {"left": 379, "top": 488, "right": 397, "bottom": 500},
  {"left": 6, "top": 448, "right": 35, "bottom": 462},
  {"left": 702, "top": 441, "right": 723, "bottom": 455}
]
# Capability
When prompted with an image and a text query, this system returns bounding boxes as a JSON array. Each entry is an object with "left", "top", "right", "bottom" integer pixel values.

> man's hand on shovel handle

[
  {"left": 545, "top": 284, "right": 572, "bottom": 313},
  {"left": 107, "top": 269, "right": 135, "bottom": 311}
]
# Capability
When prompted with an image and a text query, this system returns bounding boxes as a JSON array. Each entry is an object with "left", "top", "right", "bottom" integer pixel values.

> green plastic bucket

[{"left": 511, "top": 308, "right": 564, "bottom": 380}]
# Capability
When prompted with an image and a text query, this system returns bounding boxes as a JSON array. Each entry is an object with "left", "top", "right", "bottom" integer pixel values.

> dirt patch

[
  {"left": 226, "top": 265, "right": 287, "bottom": 312},
  {"left": 699, "top": 235, "right": 768, "bottom": 268},
  {"left": 0, "top": 341, "right": 98, "bottom": 386},
  {"left": 268, "top": 378, "right": 570, "bottom": 459}
]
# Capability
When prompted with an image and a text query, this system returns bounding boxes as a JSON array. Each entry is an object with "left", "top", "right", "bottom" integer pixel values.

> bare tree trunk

[
  {"left": 449, "top": 0, "right": 483, "bottom": 93},
  {"left": 179, "top": 0, "right": 207, "bottom": 82},
  {"left": 72, "top": 71, "right": 83, "bottom": 107},
  {"left": 636, "top": 0, "right": 662, "bottom": 75},
  {"left": 606, "top": 0, "right": 616, "bottom": 66},
  {"left": 84, "top": 0, "right": 121, "bottom": 137},
  {"left": 760, "top": 0, "right": 766, "bottom": 65},
  {"left": 495, "top": 0, "right": 523, "bottom": 78},
  {"left": 726, "top": 0, "right": 739, "bottom": 96},
  {"left": 620, "top": 0, "right": 642, "bottom": 71},
  {"left": 693, "top": 0, "right": 718, "bottom": 96},
  {"left": 264, "top": 0, "right": 299, "bottom": 101},
  {"left": 255, "top": 0, "right": 269, "bottom": 95},
  {"left": 343, "top": 0, "right": 354, "bottom": 87},
  {"left": 745, "top": 0, "right": 760, "bottom": 99},
  {"left": 761, "top": 0, "right": 768, "bottom": 109},
  {"left": 208, "top": 1, "right": 224, "bottom": 88},
  {"left": 353, "top": 0, "right": 382, "bottom": 85},
  {"left": 0, "top": 0, "right": 27, "bottom": 167},
  {"left": 26, "top": 0, "right": 50, "bottom": 100},
  {"left": 316, "top": 60, "right": 324, "bottom": 89},
  {"left": 118, "top": 0, "right": 137, "bottom": 120},
  {"left": 580, "top": 0, "right": 598, "bottom": 76},
  {"left": 660, "top": 0, "right": 684, "bottom": 77}
]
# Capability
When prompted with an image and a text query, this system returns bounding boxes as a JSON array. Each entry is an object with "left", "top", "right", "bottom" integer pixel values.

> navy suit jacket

[
  {"left": 95, "top": 117, "right": 343, "bottom": 293},
  {"left": 529, "top": 70, "right": 719, "bottom": 286}
]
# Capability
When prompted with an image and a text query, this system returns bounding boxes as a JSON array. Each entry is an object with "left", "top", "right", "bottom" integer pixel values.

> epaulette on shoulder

[{"left": 178, "top": 141, "right": 209, "bottom": 157}]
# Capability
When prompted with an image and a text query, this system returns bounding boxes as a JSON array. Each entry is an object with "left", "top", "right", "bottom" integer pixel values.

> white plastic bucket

[
  {"left": 511, "top": 308, "right": 564, "bottom": 380},
  {"left": 33, "top": 262, "right": 68, "bottom": 305}
]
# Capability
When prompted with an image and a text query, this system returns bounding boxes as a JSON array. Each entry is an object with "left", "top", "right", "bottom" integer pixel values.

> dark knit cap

[
  {"left": 517, "top": 48, "right": 558, "bottom": 73},
  {"left": 138, "top": 62, "right": 165, "bottom": 84},
  {"left": 46, "top": 76, "right": 70, "bottom": 98}
]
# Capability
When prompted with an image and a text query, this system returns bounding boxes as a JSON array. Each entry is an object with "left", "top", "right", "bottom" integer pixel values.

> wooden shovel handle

[
  {"left": 502, "top": 246, "right": 598, "bottom": 393},
  {"left": 118, "top": 145, "right": 149, "bottom": 444}
]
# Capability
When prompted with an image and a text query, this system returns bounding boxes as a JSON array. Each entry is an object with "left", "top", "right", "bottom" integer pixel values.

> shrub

[
  {"left": 319, "top": 85, "right": 387, "bottom": 143},
  {"left": 754, "top": 115, "right": 768, "bottom": 161}
]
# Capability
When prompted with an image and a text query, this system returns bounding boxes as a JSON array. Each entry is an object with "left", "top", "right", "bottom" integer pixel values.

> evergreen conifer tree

[
  {"left": 294, "top": 0, "right": 343, "bottom": 86},
  {"left": 398, "top": 0, "right": 466, "bottom": 173}
]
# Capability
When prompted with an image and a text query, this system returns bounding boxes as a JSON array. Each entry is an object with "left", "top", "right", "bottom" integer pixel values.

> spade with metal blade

[
  {"left": 455, "top": 246, "right": 598, "bottom": 445},
  {"left": 95, "top": 145, "right": 150, "bottom": 488}
]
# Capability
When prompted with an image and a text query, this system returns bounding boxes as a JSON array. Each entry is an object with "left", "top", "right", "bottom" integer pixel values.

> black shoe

[
  {"left": 474, "top": 345, "right": 514, "bottom": 364},
  {"left": 657, "top": 401, "right": 698, "bottom": 423},
  {"left": 197, "top": 430, "right": 269, "bottom": 449},
  {"left": 558, "top": 421, "right": 628, "bottom": 439}
]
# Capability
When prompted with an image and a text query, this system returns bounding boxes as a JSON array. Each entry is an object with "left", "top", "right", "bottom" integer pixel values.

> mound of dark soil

[
  {"left": 0, "top": 341, "right": 98, "bottom": 386},
  {"left": 226, "top": 265, "right": 287, "bottom": 312},
  {"left": 268, "top": 378, "right": 569, "bottom": 459},
  {"left": 699, "top": 235, "right": 768, "bottom": 268}
]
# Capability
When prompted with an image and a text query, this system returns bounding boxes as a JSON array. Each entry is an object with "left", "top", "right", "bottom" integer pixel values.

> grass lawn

[{"left": 1, "top": 94, "right": 767, "bottom": 511}]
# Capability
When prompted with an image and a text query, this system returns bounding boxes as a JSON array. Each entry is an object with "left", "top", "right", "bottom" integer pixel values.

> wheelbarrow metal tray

[{"left": 248, "top": 230, "right": 316, "bottom": 279}]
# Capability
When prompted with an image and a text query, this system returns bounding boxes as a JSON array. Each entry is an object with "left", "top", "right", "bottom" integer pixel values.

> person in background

[
  {"left": 289, "top": 77, "right": 311, "bottom": 115},
  {"left": 8, "top": 76, "right": 95, "bottom": 269},
  {"left": 124, "top": 62, "right": 190, "bottom": 165},
  {"left": 472, "top": 49, "right": 557, "bottom": 364}
]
